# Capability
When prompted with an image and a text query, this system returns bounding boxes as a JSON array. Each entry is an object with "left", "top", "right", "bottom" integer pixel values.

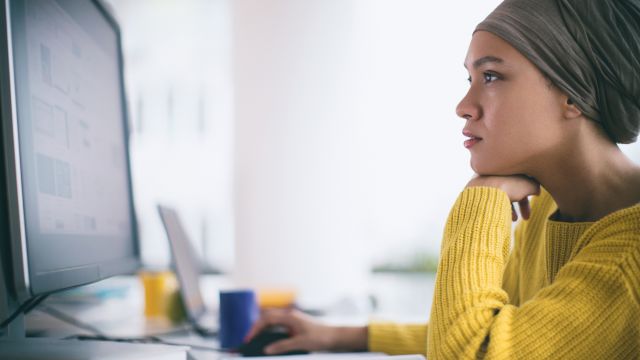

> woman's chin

[
  {"left": 470, "top": 159, "right": 491, "bottom": 175},
  {"left": 470, "top": 159, "right": 513, "bottom": 176}
]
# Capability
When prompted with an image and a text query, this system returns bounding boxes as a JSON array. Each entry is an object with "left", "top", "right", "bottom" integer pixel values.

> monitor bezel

[{"left": 0, "top": 0, "right": 140, "bottom": 301}]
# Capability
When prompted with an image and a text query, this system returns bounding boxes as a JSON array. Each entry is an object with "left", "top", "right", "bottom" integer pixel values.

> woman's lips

[
  {"left": 464, "top": 138, "right": 481, "bottom": 148},
  {"left": 462, "top": 130, "right": 482, "bottom": 149}
]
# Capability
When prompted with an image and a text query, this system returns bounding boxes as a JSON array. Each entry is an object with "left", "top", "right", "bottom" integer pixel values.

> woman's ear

[{"left": 563, "top": 96, "right": 582, "bottom": 119}]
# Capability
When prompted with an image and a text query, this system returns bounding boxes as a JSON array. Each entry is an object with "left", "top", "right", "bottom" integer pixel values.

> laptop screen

[{"left": 157, "top": 205, "right": 206, "bottom": 321}]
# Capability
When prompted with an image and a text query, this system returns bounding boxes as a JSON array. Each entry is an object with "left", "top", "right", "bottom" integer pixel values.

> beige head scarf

[{"left": 476, "top": 0, "right": 640, "bottom": 144}]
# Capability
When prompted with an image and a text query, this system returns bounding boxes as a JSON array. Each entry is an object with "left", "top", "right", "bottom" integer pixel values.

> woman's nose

[{"left": 455, "top": 89, "right": 480, "bottom": 121}]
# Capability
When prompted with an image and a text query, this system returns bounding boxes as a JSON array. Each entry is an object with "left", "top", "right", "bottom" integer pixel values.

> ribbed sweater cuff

[
  {"left": 439, "top": 186, "right": 512, "bottom": 291},
  {"left": 368, "top": 321, "right": 428, "bottom": 355},
  {"left": 368, "top": 322, "right": 399, "bottom": 354}
]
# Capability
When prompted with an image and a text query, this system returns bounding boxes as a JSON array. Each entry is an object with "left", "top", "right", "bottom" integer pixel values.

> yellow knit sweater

[{"left": 368, "top": 187, "right": 640, "bottom": 359}]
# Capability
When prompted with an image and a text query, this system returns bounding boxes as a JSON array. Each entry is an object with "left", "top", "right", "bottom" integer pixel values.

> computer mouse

[{"left": 236, "top": 326, "right": 310, "bottom": 357}]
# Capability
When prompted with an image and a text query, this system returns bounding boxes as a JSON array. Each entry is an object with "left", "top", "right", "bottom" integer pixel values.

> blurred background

[{"left": 102, "top": 0, "right": 640, "bottom": 319}]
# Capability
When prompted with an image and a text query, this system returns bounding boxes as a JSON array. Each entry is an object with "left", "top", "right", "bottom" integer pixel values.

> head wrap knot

[{"left": 476, "top": 0, "right": 640, "bottom": 144}]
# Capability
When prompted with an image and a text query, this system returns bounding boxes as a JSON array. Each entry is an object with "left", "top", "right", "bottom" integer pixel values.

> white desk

[{"left": 24, "top": 274, "right": 432, "bottom": 359}]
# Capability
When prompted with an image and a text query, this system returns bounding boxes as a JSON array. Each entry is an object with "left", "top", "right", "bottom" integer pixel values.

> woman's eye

[
  {"left": 483, "top": 72, "right": 499, "bottom": 83},
  {"left": 467, "top": 73, "right": 500, "bottom": 85}
]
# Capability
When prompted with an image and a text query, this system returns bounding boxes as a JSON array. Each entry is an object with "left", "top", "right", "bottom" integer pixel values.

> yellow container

[
  {"left": 139, "top": 270, "right": 178, "bottom": 318},
  {"left": 257, "top": 288, "right": 297, "bottom": 309}
]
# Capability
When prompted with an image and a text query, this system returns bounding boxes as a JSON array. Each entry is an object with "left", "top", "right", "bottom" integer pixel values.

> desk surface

[{"left": 24, "top": 273, "right": 433, "bottom": 359}]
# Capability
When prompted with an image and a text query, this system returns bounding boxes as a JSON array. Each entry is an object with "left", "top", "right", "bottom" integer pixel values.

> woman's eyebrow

[{"left": 464, "top": 56, "right": 504, "bottom": 69}]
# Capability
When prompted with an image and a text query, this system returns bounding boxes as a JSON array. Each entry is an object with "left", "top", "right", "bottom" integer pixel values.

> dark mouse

[{"left": 237, "top": 326, "right": 309, "bottom": 357}]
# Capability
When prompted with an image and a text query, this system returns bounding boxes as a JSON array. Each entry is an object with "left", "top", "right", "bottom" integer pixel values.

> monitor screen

[{"left": 3, "top": 0, "right": 139, "bottom": 297}]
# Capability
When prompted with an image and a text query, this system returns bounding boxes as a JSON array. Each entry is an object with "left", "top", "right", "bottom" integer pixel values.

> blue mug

[{"left": 219, "top": 289, "right": 259, "bottom": 349}]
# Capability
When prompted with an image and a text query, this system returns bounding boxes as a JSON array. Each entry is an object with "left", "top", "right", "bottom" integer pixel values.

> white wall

[
  {"left": 106, "top": 0, "right": 235, "bottom": 270},
  {"left": 232, "top": 0, "right": 368, "bottom": 307}
]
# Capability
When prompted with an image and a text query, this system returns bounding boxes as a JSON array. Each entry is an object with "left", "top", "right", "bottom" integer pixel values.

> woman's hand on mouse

[
  {"left": 466, "top": 174, "right": 541, "bottom": 221},
  {"left": 244, "top": 309, "right": 368, "bottom": 355}
]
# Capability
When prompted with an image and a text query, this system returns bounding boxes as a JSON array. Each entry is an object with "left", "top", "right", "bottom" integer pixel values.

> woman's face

[{"left": 457, "top": 31, "right": 572, "bottom": 176}]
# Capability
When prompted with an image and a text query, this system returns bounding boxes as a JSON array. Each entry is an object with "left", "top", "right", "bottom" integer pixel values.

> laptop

[{"left": 157, "top": 205, "right": 218, "bottom": 337}]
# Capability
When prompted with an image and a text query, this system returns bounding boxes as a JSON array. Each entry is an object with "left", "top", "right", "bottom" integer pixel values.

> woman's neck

[{"left": 533, "top": 141, "right": 640, "bottom": 222}]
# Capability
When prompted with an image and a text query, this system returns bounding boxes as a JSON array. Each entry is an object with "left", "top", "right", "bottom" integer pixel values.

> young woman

[{"left": 245, "top": 0, "right": 640, "bottom": 357}]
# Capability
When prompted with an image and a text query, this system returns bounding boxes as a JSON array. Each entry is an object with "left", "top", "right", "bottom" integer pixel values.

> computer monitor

[{"left": 0, "top": 0, "right": 139, "bottom": 320}]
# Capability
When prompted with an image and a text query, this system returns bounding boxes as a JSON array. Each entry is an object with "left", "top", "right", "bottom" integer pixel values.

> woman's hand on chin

[{"left": 466, "top": 174, "right": 541, "bottom": 221}]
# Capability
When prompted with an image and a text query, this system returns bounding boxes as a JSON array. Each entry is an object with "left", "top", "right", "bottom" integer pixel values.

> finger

[
  {"left": 265, "top": 338, "right": 305, "bottom": 355},
  {"left": 527, "top": 178, "right": 541, "bottom": 195},
  {"left": 523, "top": 177, "right": 541, "bottom": 197},
  {"left": 245, "top": 311, "right": 282, "bottom": 341},
  {"left": 245, "top": 317, "right": 269, "bottom": 342},
  {"left": 511, "top": 204, "right": 518, "bottom": 222},
  {"left": 518, "top": 197, "right": 531, "bottom": 220},
  {"left": 245, "top": 310, "right": 297, "bottom": 341}
]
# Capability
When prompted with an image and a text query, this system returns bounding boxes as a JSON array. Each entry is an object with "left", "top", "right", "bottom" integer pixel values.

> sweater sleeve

[
  {"left": 366, "top": 190, "right": 525, "bottom": 357},
  {"left": 427, "top": 186, "right": 640, "bottom": 359},
  {"left": 368, "top": 321, "right": 428, "bottom": 356}
]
